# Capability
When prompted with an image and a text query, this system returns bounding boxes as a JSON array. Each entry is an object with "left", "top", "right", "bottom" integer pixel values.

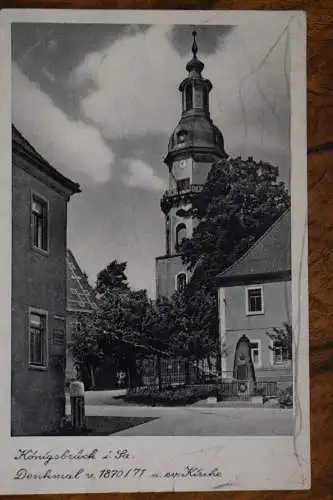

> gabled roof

[
  {"left": 12, "top": 125, "right": 81, "bottom": 195},
  {"left": 67, "top": 249, "right": 97, "bottom": 312},
  {"left": 216, "top": 210, "right": 291, "bottom": 286}
]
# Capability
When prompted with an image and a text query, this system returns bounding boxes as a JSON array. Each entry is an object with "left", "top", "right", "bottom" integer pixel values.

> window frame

[
  {"left": 270, "top": 339, "right": 292, "bottom": 366},
  {"left": 175, "top": 272, "right": 187, "bottom": 293},
  {"left": 249, "top": 339, "right": 262, "bottom": 368},
  {"left": 30, "top": 191, "right": 49, "bottom": 255},
  {"left": 175, "top": 223, "right": 187, "bottom": 251},
  {"left": 203, "top": 87, "right": 209, "bottom": 110},
  {"left": 245, "top": 285, "right": 264, "bottom": 316},
  {"left": 185, "top": 84, "right": 193, "bottom": 111},
  {"left": 28, "top": 307, "right": 48, "bottom": 370}
]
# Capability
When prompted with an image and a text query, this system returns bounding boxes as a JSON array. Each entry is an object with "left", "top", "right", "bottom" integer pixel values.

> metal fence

[
  {"left": 139, "top": 356, "right": 217, "bottom": 390},
  {"left": 218, "top": 379, "right": 279, "bottom": 400}
]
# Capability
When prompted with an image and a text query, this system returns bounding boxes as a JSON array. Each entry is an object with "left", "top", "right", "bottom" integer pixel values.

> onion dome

[{"left": 164, "top": 30, "right": 227, "bottom": 166}]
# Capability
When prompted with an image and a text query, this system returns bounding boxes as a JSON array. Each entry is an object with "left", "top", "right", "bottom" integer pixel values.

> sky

[{"left": 12, "top": 18, "right": 291, "bottom": 298}]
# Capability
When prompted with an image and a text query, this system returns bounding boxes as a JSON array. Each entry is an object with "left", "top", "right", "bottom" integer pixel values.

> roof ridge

[
  {"left": 12, "top": 124, "right": 81, "bottom": 194},
  {"left": 218, "top": 208, "right": 290, "bottom": 279}
]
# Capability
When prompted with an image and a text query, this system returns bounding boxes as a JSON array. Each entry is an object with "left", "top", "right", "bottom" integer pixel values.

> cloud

[
  {"left": 73, "top": 25, "right": 185, "bottom": 139},
  {"left": 123, "top": 159, "right": 166, "bottom": 191},
  {"left": 12, "top": 63, "right": 114, "bottom": 185},
  {"left": 73, "top": 18, "right": 291, "bottom": 165}
]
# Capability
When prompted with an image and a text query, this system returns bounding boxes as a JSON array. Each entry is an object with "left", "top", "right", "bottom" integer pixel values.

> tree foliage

[
  {"left": 181, "top": 157, "right": 290, "bottom": 290},
  {"left": 95, "top": 260, "right": 129, "bottom": 297},
  {"left": 70, "top": 313, "right": 103, "bottom": 388},
  {"left": 168, "top": 289, "right": 218, "bottom": 361},
  {"left": 96, "top": 287, "right": 154, "bottom": 388}
]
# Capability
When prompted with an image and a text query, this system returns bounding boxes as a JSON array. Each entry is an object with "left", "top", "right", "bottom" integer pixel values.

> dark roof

[
  {"left": 216, "top": 210, "right": 291, "bottom": 286},
  {"left": 67, "top": 249, "right": 97, "bottom": 312},
  {"left": 12, "top": 125, "right": 81, "bottom": 194}
]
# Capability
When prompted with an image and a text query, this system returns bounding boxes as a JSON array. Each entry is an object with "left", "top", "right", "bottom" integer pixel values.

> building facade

[
  {"left": 11, "top": 125, "right": 80, "bottom": 436},
  {"left": 156, "top": 31, "right": 227, "bottom": 299},
  {"left": 66, "top": 249, "right": 97, "bottom": 381},
  {"left": 216, "top": 210, "right": 292, "bottom": 391}
]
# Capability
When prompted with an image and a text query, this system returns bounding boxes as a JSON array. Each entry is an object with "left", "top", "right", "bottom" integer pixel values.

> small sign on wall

[{"left": 52, "top": 328, "right": 65, "bottom": 355}]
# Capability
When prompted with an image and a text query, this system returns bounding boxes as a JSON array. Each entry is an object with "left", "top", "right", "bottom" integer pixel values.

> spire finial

[
  {"left": 192, "top": 30, "right": 198, "bottom": 58},
  {"left": 186, "top": 29, "right": 204, "bottom": 74}
]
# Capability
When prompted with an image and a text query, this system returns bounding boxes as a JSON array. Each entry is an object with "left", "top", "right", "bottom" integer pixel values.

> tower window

[
  {"left": 175, "top": 223, "right": 187, "bottom": 251},
  {"left": 176, "top": 178, "right": 190, "bottom": 192},
  {"left": 176, "top": 273, "right": 187, "bottom": 293},
  {"left": 203, "top": 88, "right": 209, "bottom": 109},
  {"left": 166, "top": 215, "right": 171, "bottom": 255},
  {"left": 185, "top": 84, "right": 193, "bottom": 111}
]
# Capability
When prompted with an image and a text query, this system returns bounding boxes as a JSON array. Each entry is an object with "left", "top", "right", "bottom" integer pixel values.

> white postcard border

[{"left": 0, "top": 9, "right": 309, "bottom": 494}]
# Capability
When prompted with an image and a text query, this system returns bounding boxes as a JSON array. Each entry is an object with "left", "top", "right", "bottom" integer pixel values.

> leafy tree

[
  {"left": 142, "top": 297, "right": 176, "bottom": 391},
  {"left": 95, "top": 260, "right": 129, "bottom": 297},
  {"left": 70, "top": 313, "right": 103, "bottom": 389},
  {"left": 95, "top": 287, "right": 152, "bottom": 389},
  {"left": 161, "top": 289, "right": 219, "bottom": 384},
  {"left": 266, "top": 322, "right": 293, "bottom": 361},
  {"left": 181, "top": 157, "right": 290, "bottom": 289}
]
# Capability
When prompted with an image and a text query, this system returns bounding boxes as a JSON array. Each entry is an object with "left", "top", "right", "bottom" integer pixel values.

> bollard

[{"left": 69, "top": 380, "right": 86, "bottom": 432}]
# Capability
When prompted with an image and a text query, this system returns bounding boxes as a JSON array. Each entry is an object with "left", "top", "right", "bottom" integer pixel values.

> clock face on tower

[
  {"left": 177, "top": 129, "right": 188, "bottom": 144},
  {"left": 180, "top": 159, "right": 187, "bottom": 168}
]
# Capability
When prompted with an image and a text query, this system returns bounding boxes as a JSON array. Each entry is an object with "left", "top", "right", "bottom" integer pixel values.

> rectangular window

[
  {"left": 272, "top": 340, "right": 291, "bottom": 364},
  {"left": 29, "top": 310, "right": 47, "bottom": 368},
  {"left": 32, "top": 196, "right": 48, "bottom": 251},
  {"left": 176, "top": 178, "right": 190, "bottom": 192},
  {"left": 250, "top": 341, "right": 261, "bottom": 367},
  {"left": 246, "top": 287, "right": 264, "bottom": 315}
]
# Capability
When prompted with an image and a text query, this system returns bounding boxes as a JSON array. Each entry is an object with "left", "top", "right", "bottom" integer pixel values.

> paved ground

[{"left": 66, "top": 390, "right": 294, "bottom": 436}]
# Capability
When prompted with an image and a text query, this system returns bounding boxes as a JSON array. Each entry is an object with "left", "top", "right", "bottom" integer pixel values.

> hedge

[{"left": 122, "top": 385, "right": 217, "bottom": 406}]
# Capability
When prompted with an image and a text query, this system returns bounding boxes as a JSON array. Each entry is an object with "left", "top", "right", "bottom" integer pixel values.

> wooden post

[{"left": 69, "top": 381, "right": 85, "bottom": 431}]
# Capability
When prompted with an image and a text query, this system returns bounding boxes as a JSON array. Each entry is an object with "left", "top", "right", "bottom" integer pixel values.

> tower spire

[
  {"left": 192, "top": 30, "right": 198, "bottom": 58},
  {"left": 186, "top": 30, "right": 204, "bottom": 74}
]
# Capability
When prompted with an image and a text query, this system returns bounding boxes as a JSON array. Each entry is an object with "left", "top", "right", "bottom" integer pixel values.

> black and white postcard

[{"left": 0, "top": 8, "right": 309, "bottom": 494}]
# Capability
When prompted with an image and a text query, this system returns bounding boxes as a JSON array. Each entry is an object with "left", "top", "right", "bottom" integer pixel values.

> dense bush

[
  {"left": 123, "top": 385, "right": 217, "bottom": 406},
  {"left": 278, "top": 385, "right": 293, "bottom": 408}
]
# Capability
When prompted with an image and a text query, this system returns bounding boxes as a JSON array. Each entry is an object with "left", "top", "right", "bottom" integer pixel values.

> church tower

[{"left": 156, "top": 31, "right": 228, "bottom": 299}]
